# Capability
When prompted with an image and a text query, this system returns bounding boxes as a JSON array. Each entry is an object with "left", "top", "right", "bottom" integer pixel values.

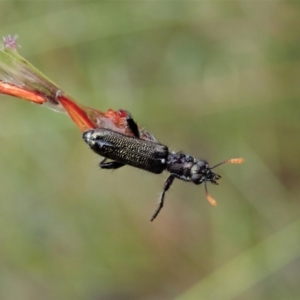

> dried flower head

[{"left": 2, "top": 34, "right": 20, "bottom": 51}]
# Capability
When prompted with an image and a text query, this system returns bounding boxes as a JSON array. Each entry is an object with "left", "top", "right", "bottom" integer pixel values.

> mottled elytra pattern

[{"left": 83, "top": 129, "right": 168, "bottom": 174}]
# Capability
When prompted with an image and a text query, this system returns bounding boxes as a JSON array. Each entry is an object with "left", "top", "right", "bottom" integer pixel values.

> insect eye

[
  {"left": 191, "top": 173, "right": 203, "bottom": 184},
  {"left": 197, "top": 160, "right": 208, "bottom": 168}
]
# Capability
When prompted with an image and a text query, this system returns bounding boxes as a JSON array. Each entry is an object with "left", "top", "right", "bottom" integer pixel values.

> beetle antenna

[
  {"left": 205, "top": 158, "right": 244, "bottom": 206},
  {"left": 211, "top": 158, "right": 244, "bottom": 170},
  {"left": 205, "top": 181, "right": 217, "bottom": 206}
]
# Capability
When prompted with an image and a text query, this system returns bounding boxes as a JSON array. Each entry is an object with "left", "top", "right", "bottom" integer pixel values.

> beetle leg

[
  {"left": 125, "top": 112, "right": 140, "bottom": 138},
  {"left": 99, "top": 158, "right": 125, "bottom": 169},
  {"left": 151, "top": 174, "right": 175, "bottom": 221}
]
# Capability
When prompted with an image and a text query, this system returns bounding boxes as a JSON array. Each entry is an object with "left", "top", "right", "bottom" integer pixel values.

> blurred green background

[{"left": 0, "top": 1, "right": 299, "bottom": 300}]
